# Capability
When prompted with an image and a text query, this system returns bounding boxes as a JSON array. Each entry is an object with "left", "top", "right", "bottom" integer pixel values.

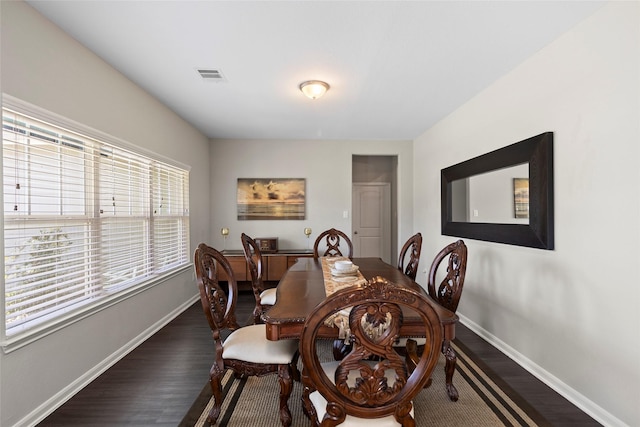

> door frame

[{"left": 352, "top": 182, "right": 391, "bottom": 263}]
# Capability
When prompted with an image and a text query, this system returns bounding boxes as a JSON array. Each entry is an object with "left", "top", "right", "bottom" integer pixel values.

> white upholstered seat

[
  {"left": 259, "top": 287, "right": 277, "bottom": 306},
  {"left": 223, "top": 323, "right": 297, "bottom": 364}
]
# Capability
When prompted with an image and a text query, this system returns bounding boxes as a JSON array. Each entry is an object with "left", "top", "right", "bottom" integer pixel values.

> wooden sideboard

[{"left": 218, "top": 250, "right": 314, "bottom": 290}]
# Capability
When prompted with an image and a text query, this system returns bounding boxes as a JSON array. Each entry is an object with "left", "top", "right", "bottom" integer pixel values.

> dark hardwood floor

[{"left": 38, "top": 291, "right": 600, "bottom": 426}]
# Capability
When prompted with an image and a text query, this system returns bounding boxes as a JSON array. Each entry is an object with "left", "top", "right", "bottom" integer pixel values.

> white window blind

[{"left": 2, "top": 106, "right": 190, "bottom": 337}]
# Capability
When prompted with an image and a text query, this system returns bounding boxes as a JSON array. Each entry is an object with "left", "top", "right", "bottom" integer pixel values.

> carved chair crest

[
  {"left": 398, "top": 232, "right": 422, "bottom": 281},
  {"left": 194, "top": 243, "right": 240, "bottom": 336},
  {"left": 300, "top": 276, "right": 442, "bottom": 425},
  {"left": 427, "top": 239, "right": 468, "bottom": 313},
  {"left": 313, "top": 228, "right": 353, "bottom": 259}
]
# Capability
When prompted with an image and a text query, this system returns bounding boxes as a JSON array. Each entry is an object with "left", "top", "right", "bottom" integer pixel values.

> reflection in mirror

[
  {"left": 451, "top": 163, "right": 529, "bottom": 224},
  {"left": 441, "top": 132, "right": 553, "bottom": 250}
]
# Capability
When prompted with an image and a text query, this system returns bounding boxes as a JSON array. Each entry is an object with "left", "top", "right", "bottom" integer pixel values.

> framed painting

[
  {"left": 237, "top": 178, "right": 306, "bottom": 220},
  {"left": 513, "top": 178, "right": 529, "bottom": 219}
]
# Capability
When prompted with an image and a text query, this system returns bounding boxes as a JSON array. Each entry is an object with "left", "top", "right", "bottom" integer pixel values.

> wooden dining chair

[
  {"left": 427, "top": 239, "right": 468, "bottom": 401},
  {"left": 313, "top": 228, "right": 353, "bottom": 259},
  {"left": 241, "top": 233, "right": 277, "bottom": 324},
  {"left": 299, "top": 276, "right": 442, "bottom": 426},
  {"left": 397, "top": 232, "right": 422, "bottom": 281},
  {"left": 194, "top": 243, "right": 299, "bottom": 426}
]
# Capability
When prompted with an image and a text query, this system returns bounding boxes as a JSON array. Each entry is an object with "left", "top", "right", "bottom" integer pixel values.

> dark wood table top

[{"left": 263, "top": 257, "right": 458, "bottom": 341}]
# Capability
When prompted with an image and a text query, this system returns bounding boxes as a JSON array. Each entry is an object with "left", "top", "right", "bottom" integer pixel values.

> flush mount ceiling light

[{"left": 299, "top": 80, "right": 330, "bottom": 100}]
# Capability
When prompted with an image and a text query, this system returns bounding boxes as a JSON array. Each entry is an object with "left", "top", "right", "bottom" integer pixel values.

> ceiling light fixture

[{"left": 299, "top": 80, "right": 330, "bottom": 100}]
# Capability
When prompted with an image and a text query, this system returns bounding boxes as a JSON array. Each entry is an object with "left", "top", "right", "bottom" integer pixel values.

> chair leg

[
  {"left": 277, "top": 364, "right": 294, "bottom": 427},
  {"left": 253, "top": 305, "right": 263, "bottom": 325},
  {"left": 405, "top": 339, "right": 418, "bottom": 373},
  {"left": 207, "top": 366, "right": 224, "bottom": 424},
  {"left": 442, "top": 340, "right": 459, "bottom": 401},
  {"left": 300, "top": 364, "right": 319, "bottom": 424},
  {"left": 291, "top": 351, "right": 301, "bottom": 382},
  {"left": 405, "top": 339, "right": 432, "bottom": 389}
]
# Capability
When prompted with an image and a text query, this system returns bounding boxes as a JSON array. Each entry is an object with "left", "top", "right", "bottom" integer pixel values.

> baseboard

[
  {"left": 458, "top": 314, "right": 627, "bottom": 427},
  {"left": 15, "top": 295, "right": 199, "bottom": 427}
]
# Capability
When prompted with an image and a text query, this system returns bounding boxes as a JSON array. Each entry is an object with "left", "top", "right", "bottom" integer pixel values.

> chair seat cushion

[
  {"left": 223, "top": 324, "right": 297, "bottom": 364},
  {"left": 308, "top": 361, "right": 413, "bottom": 426},
  {"left": 260, "top": 288, "right": 277, "bottom": 306}
]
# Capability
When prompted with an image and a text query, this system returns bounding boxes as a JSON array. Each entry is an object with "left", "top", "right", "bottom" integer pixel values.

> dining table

[{"left": 262, "top": 256, "right": 458, "bottom": 342}]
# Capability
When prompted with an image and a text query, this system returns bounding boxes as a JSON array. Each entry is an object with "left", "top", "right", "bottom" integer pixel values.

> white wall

[
  {"left": 0, "top": 2, "right": 211, "bottom": 426},
  {"left": 208, "top": 139, "right": 413, "bottom": 254},
  {"left": 414, "top": 2, "right": 639, "bottom": 426}
]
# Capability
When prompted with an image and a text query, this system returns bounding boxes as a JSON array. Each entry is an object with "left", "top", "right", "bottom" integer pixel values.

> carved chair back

[
  {"left": 240, "top": 233, "right": 270, "bottom": 319},
  {"left": 194, "top": 243, "right": 240, "bottom": 341},
  {"left": 313, "top": 228, "right": 353, "bottom": 259},
  {"left": 427, "top": 239, "right": 468, "bottom": 313},
  {"left": 397, "top": 232, "right": 422, "bottom": 281},
  {"left": 300, "top": 276, "right": 442, "bottom": 426}
]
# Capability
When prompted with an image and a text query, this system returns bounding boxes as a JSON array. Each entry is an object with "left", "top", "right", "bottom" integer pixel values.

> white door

[{"left": 352, "top": 183, "right": 391, "bottom": 263}]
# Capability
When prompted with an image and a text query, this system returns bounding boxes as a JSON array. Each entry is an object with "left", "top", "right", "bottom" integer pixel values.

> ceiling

[{"left": 26, "top": 1, "right": 604, "bottom": 141}]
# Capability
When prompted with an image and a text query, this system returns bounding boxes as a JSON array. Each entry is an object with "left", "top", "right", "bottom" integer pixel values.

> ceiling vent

[{"left": 197, "top": 68, "right": 226, "bottom": 82}]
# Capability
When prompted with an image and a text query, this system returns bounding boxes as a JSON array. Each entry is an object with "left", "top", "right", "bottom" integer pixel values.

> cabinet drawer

[
  {"left": 217, "top": 256, "right": 247, "bottom": 282},
  {"left": 267, "top": 256, "right": 288, "bottom": 281}
]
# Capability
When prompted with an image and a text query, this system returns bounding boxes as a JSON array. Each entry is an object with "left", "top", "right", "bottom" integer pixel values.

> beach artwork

[{"left": 237, "top": 178, "right": 306, "bottom": 220}]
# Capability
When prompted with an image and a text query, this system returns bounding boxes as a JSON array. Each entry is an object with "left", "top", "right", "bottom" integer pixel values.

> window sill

[{"left": 2, "top": 263, "right": 192, "bottom": 354}]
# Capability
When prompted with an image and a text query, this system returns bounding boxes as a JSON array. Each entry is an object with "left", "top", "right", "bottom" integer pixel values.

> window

[{"left": 2, "top": 103, "right": 190, "bottom": 341}]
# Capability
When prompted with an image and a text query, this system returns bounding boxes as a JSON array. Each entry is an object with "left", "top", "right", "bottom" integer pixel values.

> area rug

[{"left": 179, "top": 340, "right": 549, "bottom": 427}]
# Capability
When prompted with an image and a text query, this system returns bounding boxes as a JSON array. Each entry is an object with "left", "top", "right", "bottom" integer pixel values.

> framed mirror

[{"left": 441, "top": 132, "right": 554, "bottom": 249}]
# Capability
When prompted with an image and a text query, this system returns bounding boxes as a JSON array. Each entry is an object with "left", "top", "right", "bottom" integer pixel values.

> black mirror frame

[{"left": 441, "top": 132, "right": 554, "bottom": 250}]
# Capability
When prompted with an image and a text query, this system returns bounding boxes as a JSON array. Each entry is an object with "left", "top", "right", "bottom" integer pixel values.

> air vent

[{"left": 197, "top": 68, "right": 226, "bottom": 82}]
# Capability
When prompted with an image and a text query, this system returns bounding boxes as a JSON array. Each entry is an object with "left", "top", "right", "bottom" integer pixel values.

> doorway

[{"left": 351, "top": 155, "right": 398, "bottom": 264}]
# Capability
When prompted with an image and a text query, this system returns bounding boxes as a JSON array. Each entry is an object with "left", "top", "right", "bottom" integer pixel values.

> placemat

[{"left": 320, "top": 256, "right": 366, "bottom": 296}]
